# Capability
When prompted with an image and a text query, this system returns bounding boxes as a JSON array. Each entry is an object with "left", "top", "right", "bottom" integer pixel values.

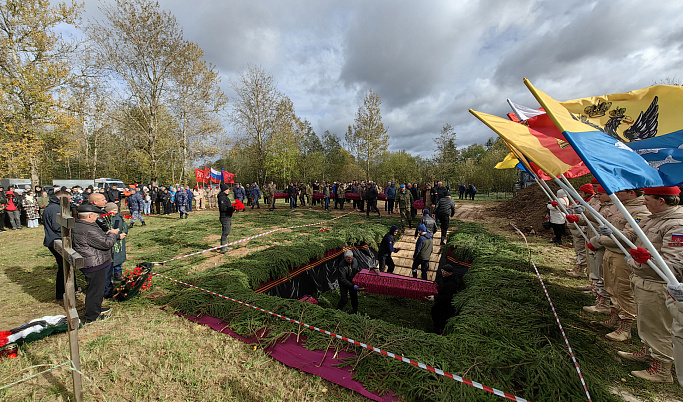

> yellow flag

[{"left": 494, "top": 152, "right": 519, "bottom": 170}]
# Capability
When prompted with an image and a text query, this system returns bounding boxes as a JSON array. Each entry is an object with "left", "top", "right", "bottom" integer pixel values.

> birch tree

[{"left": 347, "top": 90, "right": 388, "bottom": 181}]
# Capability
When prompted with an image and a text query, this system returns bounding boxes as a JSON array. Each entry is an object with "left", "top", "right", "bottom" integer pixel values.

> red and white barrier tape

[
  {"left": 152, "top": 271, "right": 528, "bottom": 401},
  {"left": 510, "top": 223, "right": 591, "bottom": 401},
  {"left": 161, "top": 213, "right": 352, "bottom": 264}
]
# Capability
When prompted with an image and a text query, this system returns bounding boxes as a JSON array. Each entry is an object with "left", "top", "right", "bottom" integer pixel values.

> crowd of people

[
  {"left": 547, "top": 179, "right": 683, "bottom": 385},
  {"left": 2, "top": 178, "right": 472, "bottom": 334}
]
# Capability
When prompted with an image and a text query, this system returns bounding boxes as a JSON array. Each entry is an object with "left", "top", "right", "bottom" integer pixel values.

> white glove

[
  {"left": 667, "top": 283, "right": 683, "bottom": 301},
  {"left": 598, "top": 225, "right": 612, "bottom": 237},
  {"left": 573, "top": 205, "right": 585, "bottom": 214}
]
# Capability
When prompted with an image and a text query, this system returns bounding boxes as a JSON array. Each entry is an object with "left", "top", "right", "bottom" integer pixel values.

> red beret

[
  {"left": 643, "top": 186, "right": 681, "bottom": 196},
  {"left": 579, "top": 184, "right": 595, "bottom": 194},
  {"left": 596, "top": 186, "right": 607, "bottom": 194},
  {"left": 590, "top": 178, "right": 599, "bottom": 184}
]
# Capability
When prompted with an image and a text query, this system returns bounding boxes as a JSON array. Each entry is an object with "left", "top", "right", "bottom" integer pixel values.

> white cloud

[{"left": 72, "top": 0, "right": 683, "bottom": 157}]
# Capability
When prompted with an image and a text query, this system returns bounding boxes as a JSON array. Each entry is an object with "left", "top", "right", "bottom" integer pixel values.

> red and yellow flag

[{"left": 470, "top": 109, "right": 589, "bottom": 179}]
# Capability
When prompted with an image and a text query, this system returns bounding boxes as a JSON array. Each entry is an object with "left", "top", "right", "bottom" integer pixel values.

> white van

[{"left": 94, "top": 178, "right": 126, "bottom": 190}]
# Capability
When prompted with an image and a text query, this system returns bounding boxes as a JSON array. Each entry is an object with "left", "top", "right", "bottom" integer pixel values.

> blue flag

[{"left": 525, "top": 79, "right": 672, "bottom": 194}]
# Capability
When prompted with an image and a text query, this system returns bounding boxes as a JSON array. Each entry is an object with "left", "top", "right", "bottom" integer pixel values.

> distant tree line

[{"left": 0, "top": 0, "right": 516, "bottom": 192}]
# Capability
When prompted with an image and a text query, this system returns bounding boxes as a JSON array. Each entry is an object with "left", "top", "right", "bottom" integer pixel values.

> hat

[
  {"left": 643, "top": 186, "right": 681, "bottom": 196},
  {"left": 445, "top": 191, "right": 451, "bottom": 197},
  {"left": 389, "top": 225, "right": 399, "bottom": 233},
  {"left": 77, "top": 204, "right": 103, "bottom": 214},
  {"left": 417, "top": 224, "right": 427, "bottom": 233},
  {"left": 590, "top": 178, "right": 599, "bottom": 184},
  {"left": 442, "top": 264, "right": 469, "bottom": 276},
  {"left": 596, "top": 186, "right": 607, "bottom": 194},
  {"left": 399, "top": 184, "right": 405, "bottom": 189},
  {"left": 220, "top": 183, "right": 230, "bottom": 192},
  {"left": 423, "top": 209, "right": 430, "bottom": 216},
  {"left": 579, "top": 184, "right": 595, "bottom": 194},
  {"left": 556, "top": 189, "right": 566, "bottom": 197},
  {"left": 25, "top": 185, "right": 30, "bottom": 190},
  {"left": 344, "top": 250, "right": 353, "bottom": 258}
]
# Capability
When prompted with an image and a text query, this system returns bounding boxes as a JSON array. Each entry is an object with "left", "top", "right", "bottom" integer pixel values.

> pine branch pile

[{"left": 156, "top": 219, "right": 616, "bottom": 401}]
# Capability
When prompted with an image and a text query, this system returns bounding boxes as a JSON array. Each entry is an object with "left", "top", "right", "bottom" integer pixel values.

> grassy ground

[
  {"left": 1, "top": 199, "right": 680, "bottom": 401},
  {"left": 0, "top": 202, "right": 383, "bottom": 401}
]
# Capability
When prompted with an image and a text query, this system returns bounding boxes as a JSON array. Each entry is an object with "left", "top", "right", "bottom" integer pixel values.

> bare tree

[
  {"left": 170, "top": 41, "right": 227, "bottom": 184},
  {"left": 230, "top": 64, "right": 281, "bottom": 186},
  {"left": 86, "top": 0, "right": 185, "bottom": 181}
]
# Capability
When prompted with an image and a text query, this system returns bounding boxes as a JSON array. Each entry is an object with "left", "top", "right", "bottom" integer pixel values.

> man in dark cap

[
  {"left": 427, "top": 264, "right": 467, "bottom": 334},
  {"left": 377, "top": 225, "right": 400, "bottom": 273},
  {"left": 218, "top": 183, "right": 234, "bottom": 254},
  {"left": 336, "top": 250, "right": 363, "bottom": 314},
  {"left": 412, "top": 224, "right": 433, "bottom": 280},
  {"left": 72, "top": 204, "right": 125, "bottom": 323}
]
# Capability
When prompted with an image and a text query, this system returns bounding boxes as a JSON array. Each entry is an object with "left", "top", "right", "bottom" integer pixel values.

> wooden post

[{"left": 53, "top": 196, "right": 83, "bottom": 402}]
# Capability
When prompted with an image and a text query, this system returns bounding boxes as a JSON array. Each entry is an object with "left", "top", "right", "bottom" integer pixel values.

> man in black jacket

[
  {"left": 105, "top": 184, "right": 121, "bottom": 206},
  {"left": 377, "top": 225, "right": 400, "bottom": 273},
  {"left": 73, "top": 204, "right": 124, "bottom": 323},
  {"left": 336, "top": 250, "right": 362, "bottom": 313},
  {"left": 218, "top": 183, "right": 234, "bottom": 254},
  {"left": 365, "top": 181, "right": 381, "bottom": 217},
  {"left": 43, "top": 190, "right": 73, "bottom": 300},
  {"left": 435, "top": 192, "right": 456, "bottom": 245},
  {"left": 428, "top": 264, "right": 466, "bottom": 334}
]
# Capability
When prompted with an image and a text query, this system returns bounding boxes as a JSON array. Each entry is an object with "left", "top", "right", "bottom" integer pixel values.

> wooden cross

[{"left": 52, "top": 196, "right": 83, "bottom": 402}]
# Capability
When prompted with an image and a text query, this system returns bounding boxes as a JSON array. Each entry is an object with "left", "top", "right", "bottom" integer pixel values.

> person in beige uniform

[
  {"left": 193, "top": 187, "right": 204, "bottom": 210},
  {"left": 567, "top": 184, "right": 596, "bottom": 279},
  {"left": 590, "top": 189, "right": 650, "bottom": 341},
  {"left": 583, "top": 186, "right": 613, "bottom": 314},
  {"left": 607, "top": 186, "right": 683, "bottom": 383}
]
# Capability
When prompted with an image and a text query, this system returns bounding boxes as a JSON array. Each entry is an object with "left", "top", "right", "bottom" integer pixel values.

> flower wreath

[{"left": 112, "top": 263, "right": 153, "bottom": 301}]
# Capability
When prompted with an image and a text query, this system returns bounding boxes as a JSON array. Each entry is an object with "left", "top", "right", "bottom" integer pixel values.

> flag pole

[
  {"left": 555, "top": 176, "right": 600, "bottom": 238},
  {"left": 608, "top": 192, "right": 678, "bottom": 285},
  {"left": 504, "top": 140, "right": 592, "bottom": 243},
  {"left": 554, "top": 178, "right": 672, "bottom": 284}
]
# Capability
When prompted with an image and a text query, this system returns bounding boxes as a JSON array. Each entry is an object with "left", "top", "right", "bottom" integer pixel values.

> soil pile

[{"left": 487, "top": 182, "right": 561, "bottom": 235}]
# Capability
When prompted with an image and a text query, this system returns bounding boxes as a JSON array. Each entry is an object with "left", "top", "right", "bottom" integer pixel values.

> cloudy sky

[{"left": 78, "top": 0, "right": 683, "bottom": 157}]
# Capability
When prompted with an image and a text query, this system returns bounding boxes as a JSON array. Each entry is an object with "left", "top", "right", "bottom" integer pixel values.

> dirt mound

[{"left": 488, "top": 183, "right": 562, "bottom": 235}]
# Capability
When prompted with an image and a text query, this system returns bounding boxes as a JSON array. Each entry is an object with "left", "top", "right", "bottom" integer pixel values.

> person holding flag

[
  {"left": 592, "top": 186, "right": 681, "bottom": 384},
  {"left": 546, "top": 189, "right": 569, "bottom": 245},
  {"left": 567, "top": 183, "right": 596, "bottom": 279},
  {"left": 588, "top": 188, "right": 650, "bottom": 342}
]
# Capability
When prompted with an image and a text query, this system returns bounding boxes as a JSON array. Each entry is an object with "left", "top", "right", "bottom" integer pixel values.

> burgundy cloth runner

[
  {"left": 353, "top": 269, "right": 439, "bottom": 300},
  {"left": 177, "top": 313, "right": 396, "bottom": 401}
]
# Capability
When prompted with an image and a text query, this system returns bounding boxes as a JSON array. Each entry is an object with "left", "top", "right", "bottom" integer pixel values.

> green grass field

[{"left": 1, "top": 203, "right": 680, "bottom": 401}]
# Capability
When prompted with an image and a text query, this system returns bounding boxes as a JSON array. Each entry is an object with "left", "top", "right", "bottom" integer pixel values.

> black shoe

[
  {"left": 142, "top": 221, "right": 146, "bottom": 226},
  {"left": 130, "top": 223, "right": 134, "bottom": 228}
]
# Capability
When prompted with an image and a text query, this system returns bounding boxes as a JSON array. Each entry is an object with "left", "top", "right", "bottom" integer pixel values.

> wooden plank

[
  {"left": 53, "top": 241, "right": 84, "bottom": 270},
  {"left": 59, "top": 197, "right": 83, "bottom": 402},
  {"left": 56, "top": 213, "right": 75, "bottom": 229}
]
